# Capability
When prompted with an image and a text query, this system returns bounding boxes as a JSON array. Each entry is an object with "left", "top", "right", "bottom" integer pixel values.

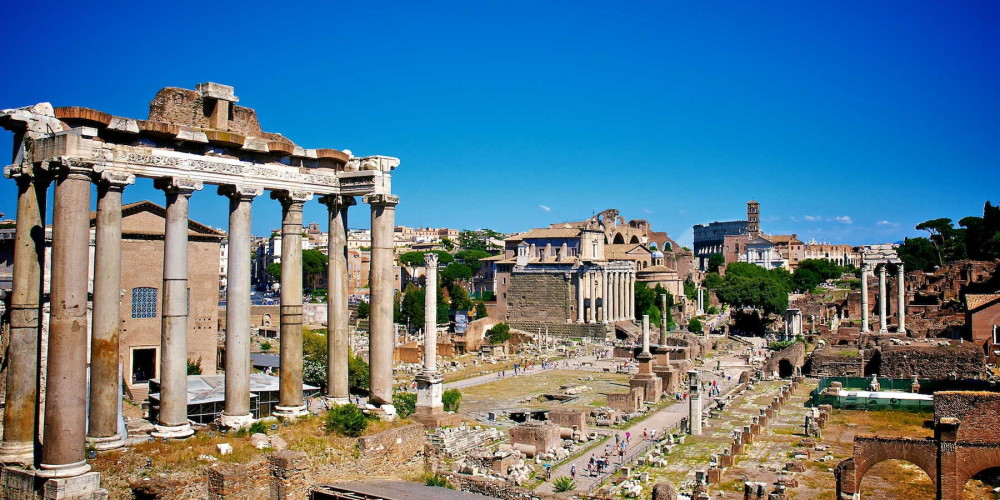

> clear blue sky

[{"left": 1, "top": 1, "right": 997, "bottom": 246}]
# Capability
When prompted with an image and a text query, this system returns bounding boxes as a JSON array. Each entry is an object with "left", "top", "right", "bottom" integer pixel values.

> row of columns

[
  {"left": 859, "top": 263, "right": 906, "bottom": 334},
  {"left": 0, "top": 162, "right": 399, "bottom": 475},
  {"left": 576, "top": 268, "right": 635, "bottom": 324}
]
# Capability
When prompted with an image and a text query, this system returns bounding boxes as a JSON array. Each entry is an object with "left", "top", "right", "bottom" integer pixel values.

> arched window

[{"left": 132, "top": 287, "right": 158, "bottom": 319}]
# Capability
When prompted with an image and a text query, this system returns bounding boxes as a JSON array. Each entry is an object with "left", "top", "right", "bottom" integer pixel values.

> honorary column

[
  {"left": 38, "top": 160, "right": 95, "bottom": 477},
  {"left": 219, "top": 185, "right": 261, "bottom": 428},
  {"left": 860, "top": 263, "right": 870, "bottom": 333},
  {"left": 365, "top": 193, "right": 399, "bottom": 406},
  {"left": 272, "top": 190, "right": 312, "bottom": 417},
  {"left": 151, "top": 178, "right": 201, "bottom": 439},
  {"left": 0, "top": 163, "right": 48, "bottom": 465},
  {"left": 320, "top": 195, "right": 356, "bottom": 404},
  {"left": 878, "top": 264, "right": 888, "bottom": 333},
  {"left": 87, "top": 170, "right": 135, "bottom": 450},
  {"left": 576, "top": 274, "right": 585, "bottom": 323},
  {"left": 897, "top": 263, "right": 906, "bottom": 334}
]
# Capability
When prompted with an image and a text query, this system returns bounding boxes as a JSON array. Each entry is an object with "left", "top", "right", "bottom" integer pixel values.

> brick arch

[
  {"left": 843, "top": 436, "right": 939, "bottom": 496},
  {"left": 613, "top": 233, "right": 625, "bottom": 244},
  {"left": 956, "top": 446, "right": 1000, "bottom": 494}
]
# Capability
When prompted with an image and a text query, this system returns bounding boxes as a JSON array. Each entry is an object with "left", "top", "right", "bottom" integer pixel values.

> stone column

[
  {"left": 897, "top": 263, "right": 906, "bottom": 334},
  {"left": 592, "top": 271, "right": 601, "bottom": 323},
  {"left": 689, "top": 371, "right": 702, "bottom": 436},
  {"left": 0, "top": 164, "right": 48, "bottom": 465},
  {"left": 364, "top": 194, "right": 398, "bottom": 406},
  {"left": 878, "top": 264, "right": 888, "bottom": 333},
  {"left": 599, "top": 271, "right": 607, "bottom": 323},
  {"left": 151, "top": 178, "right": 201, "bottom": 440},
  {"left": 576, "top": 273, "right": 584, "bottom": 323},
  {"left": 219, "top": 185, "right": 261, "bottom": 428},
  {"left": 414, "top": 253, "right": 448, "bottom": 426},
  {"left": 627, "top": 272, "right": 635, "bottom": 320},
  {"left": 38, "top": 161, "right": 94, "bottom": 477},
  {"left": 642, "top": 314, "right": 650, "bottom": 356},
  {"left": 660, "top": 293, "right": 668, "bottom": 344},
  {"left": 860, "top": 264, "right": 870, "bottom": 333},
  {"left": 87, "top": 171, "right": 134, "bottom": 450},
  {"left": 320, "top": 195, "right": 355, "bottom": 404},
  {"left": 618, "top": 272, "right": 625, "bottom": 321},
  {"left": 272, "top": 190, "right": 312, "bottom": 417}
]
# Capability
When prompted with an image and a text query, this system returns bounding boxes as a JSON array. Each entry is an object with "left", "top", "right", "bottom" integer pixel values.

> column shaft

[
  {"left": 322, "top": 196, "right": 354, "bottom": 401},
  {"left": 366, "top": 194, "right": 398, "bottom": 406},
  {"left": 0, "top": 169, "right": 47, "bottom": 464},
  {"left": 221, "top": 186, "right": 259, "bottom": 425},
  {"left": 423, "top": 253, "right": 439, "bottom": 372},
  {"left": 274, "top": 192, "right": 310, "bottom": 415},
  {"left": 878, "top": 265, "right": 888, "bottom": 332},
  {"left": 88, "top": 174, "right": 133, "bottom": 447},
  {"left": 897, "top": 264, "right": 906, "bottom": 333},
  {"left": 861, "top": 264, "right": 870, "bottom": 332},
  {"left": 576, "top": 273, "right": 584, "bottom": 323},
  {"left": 40, "top": 167, "right": 92, "bottom": 476},
  {"left": 586, "top": 271, "right": 595, "bottom": 323},
  {"left": 153, "top": 179, "right": 200, "bottom": 438}
]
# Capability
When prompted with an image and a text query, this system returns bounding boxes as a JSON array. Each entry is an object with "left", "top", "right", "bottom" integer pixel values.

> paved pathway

[
  {"left": 534, "top": 339, "right": 763, "bottom": 494},
  {"left": 442, "top": 353, "right": 602, "bottom": 390}
]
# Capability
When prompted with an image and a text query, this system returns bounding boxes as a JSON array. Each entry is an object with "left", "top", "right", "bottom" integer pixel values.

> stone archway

[
  {"left": 777, "top": 359, "right": 794, "bottom": 378},
  {"left": 836, "top": 437, "right": 939, "bottom": 498},
  {"left": 613, "top": 233, "right": 625, "bottom": 244},
  {"left": 629, "top": 235, "right": 640, "bottom": 244}
]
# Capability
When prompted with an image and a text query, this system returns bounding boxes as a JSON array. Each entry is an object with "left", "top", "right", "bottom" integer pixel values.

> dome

[{"left": 651, "top": 250, "right": 665, "bottom": 258}]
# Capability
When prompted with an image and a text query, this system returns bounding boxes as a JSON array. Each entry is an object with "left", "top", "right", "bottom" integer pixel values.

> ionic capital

[
  {"left": 218, "top": 184, "right": 263, "bottom": 201},
  {"left": 424, "top": 252, "right": 439, "bottom": 267},
  {"left": 51, "top": 157, "right": 97, "bottom": 180},
  {"left": 154, "top": 177, "right": 203, "bottom": 196},
  {"left": 318, "top": 195, "right": 358, "bottom": 211},
  {"left": 95, "top": 170, "right": 136, "bottom": 191},
  {"left": 270, "top": 189, "right": 313, "bottom": 207},
  {"left": 2, "top": 162, "right": 45, "bottom": 183},
  {"left": 363, "top": 193, "right": 399, "bottom": 208}
]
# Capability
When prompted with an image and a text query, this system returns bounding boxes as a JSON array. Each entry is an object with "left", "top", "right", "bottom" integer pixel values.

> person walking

[{"left": 570, "top": 464, "right": 577, "bottom": 480}]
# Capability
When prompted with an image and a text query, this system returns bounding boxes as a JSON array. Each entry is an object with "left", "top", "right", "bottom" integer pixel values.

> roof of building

[
  {"left": 148, "top": 373, "right": 318, "bottom": 404},
  {"left": 769, "top": 234, "right": 803, "bottom": 245},
  {"left": 605, "top": 243, "right": 648, "bottom": 260},
  {"left": 86, "top": 200, "right": 225, "bottom": 238},
  {"left": 747, "top": 236, "right": 773, "bottom": 246},
  {"left": 515, "top": 228, "right": 583, "bottom": 240},
  {"left": 250, "top": 353, "right": 280, "bottom": 368},
  {"left": 967, "top": 294, "right": 1000, "bottom": 311},
  {"left": 313, "top": 482, "right": 496, "bottom": 500},
  {"left": 480, "top": 254, "right": 507, "bottom": 262}
]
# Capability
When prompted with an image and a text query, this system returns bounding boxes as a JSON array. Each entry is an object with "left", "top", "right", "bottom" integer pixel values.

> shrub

[
  {"left": 348, "top": 353, "right": 370, "bottom": 394},
  {"left": 553, "top": 476, "right": 576, "bottom": 492},
  {"left": 187, "top": 357, "right": 202, "bottom": 375},
  {"left": 442, "top": 389, "right": 462, "bottom": 412},
  {"left": 688, "top": 317, "right": 703, "bottom": 333},
  {"left": 487, "top": 323, "right": 511, "bottom": 344},
  {"left": 248, "top": 420, "right": 268, "bottom": 435},
  {"left": 324, "top": 404, "right": 369, "bottom": 437},
  {"left": 260, "top": 341, "right": 272, "bottom": 352},
  {"left": 424, "top": 474, "right": 453, "bottom": 488},
  {"left": 393, "top": 391, "right": 416, "bottom": 418}
]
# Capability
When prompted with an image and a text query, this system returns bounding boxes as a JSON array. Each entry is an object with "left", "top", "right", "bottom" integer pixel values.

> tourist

[
  {"left": 642, "top": 429, "right": 647, "bottom": 441},
  {"left": 570, "top": 464, "right": 576, "bottom": 479}
]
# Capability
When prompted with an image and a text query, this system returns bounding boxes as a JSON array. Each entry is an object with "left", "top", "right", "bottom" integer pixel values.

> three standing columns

[
  {"left": 87, "top": 171, "right": 135, "bottom": 450},
  {"left": 273, "top": 191, "right": 312, "bottom": 418},
  {"left": 151, "top": 178, "right": 201, "bottom": 439},
  {"left": 37, "top": 161, "right": 94, "bottom": 477},
  {"left": 219, "top": 185, "right": 262, "bottom": 428},
  {"left": 0, "top": 164, "right": 48, "bottom": 465},
  {"left": 320, "top": 195, "right": 355, "bottom": 404},
  {"left": 365, "top": 194, "right": 398, "bottom": 406}
]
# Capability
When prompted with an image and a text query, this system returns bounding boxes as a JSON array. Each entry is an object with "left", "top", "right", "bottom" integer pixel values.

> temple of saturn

[
  {"left": 860, "top": 244, "right": 906, "bottom": 334},
  {"left": 0, "top": 83, "right": 400, "bottom": 494}
]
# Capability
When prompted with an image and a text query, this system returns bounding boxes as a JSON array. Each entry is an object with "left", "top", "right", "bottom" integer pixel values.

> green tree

[
  {"left": 357, "top": 300, "right": 370, "bottom": 319},
  {"left": 301, "top": 249, "right": 328, "bottom": 286},
  {"left": 398, "top": 283, "right": 425, "bottom": 328},
  {"left": 187, "top": 357, "right": 203, "bottom": 375},
  {"left": 348, "top": 352, "right": 370, "bottom": 394},
  {"left": 450, "top": 284, "right": 473, "bottom": 312},
  {"left": 474, "top": 301, "right": 488, "bottom": 318},
  {"left": 442, "top": 389, "right": 462, "bottom": 412},
  {"left": 916, "top": 218, "right": 966, "bottom": 266},
  {"left": 487, "top": 323, "right": 511, "bottom": 344},
  {"left": 266, "top": 262, "right": 281, "bottom": 281},
  {"left": 400, "top": 250, "right": 455, "bottom": 267},
  {"left": 440, "top": 262, "right": 473, "bottom": 289},
  {"left": 898, "top": 237, "right": 938, "bottom": 272},
  {"left": 707, "top": 253, "right": 725, "bottom": 273},
  {"left": 703, "top": 272, "right": 723, "bottom": 290},
  {"left": 714, "top": 263, "right": 790, "bottom": 319},
  {"left": 440, "top": 237, "right": 455, "bottom": 251},
  {"left": 688, "top": 317, "right": 703, "bottom": 333},
  {"left": 683, "top": 278, "right": 697, "bottom": 301},
  {"left": 455, "top": 249, "right": 491, "bottom": 273}
]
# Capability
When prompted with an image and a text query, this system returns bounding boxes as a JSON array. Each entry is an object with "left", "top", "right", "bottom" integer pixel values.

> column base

[
  {"left": 150, "top": 423, "right": 194, "bottom": 440},
  {"left": 0, "top": 440, "right": 35, "bottom": 465},
  {"left": 218, "top": 413, "right": 255, "bottom": 430},
  {"left": 898, "top": 328, "right": 906, "bottom": 335},
  {"left": 325, "top": 397, "right": 351, "bottom": 407},
  {"left": 35, "top": 460, "right": 91, "bottom": 479},
  {"left": 878, "top": 328, "right": 888, "bottom": 333},
  {"left": 412, "top": 406, "right": 462, "bottom": 428},
  {"left": 273, "top": 405, "right": 309, "bottom": 418},
  {"left": 86, "top": 434, "right": 126, "bottom": 451}
]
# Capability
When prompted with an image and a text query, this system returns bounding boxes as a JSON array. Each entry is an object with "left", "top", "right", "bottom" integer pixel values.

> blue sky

[{"left": 1, "top": 1, "right": 997, "bottom": 246}]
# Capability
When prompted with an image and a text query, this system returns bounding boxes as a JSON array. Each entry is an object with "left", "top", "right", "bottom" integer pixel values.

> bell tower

[{"left": 747, "top": 200, "right": 760, "bottom": 238}]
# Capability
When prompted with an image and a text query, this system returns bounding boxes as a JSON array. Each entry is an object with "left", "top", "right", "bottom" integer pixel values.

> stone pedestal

[
  {"left": 2, "top": 467, "right": 108, "bottom": 499},
  {"left": 630, "top": 355, "right": 663, "bottom": 403}
]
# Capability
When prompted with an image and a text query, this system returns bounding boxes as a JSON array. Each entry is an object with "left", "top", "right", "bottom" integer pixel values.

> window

[{"left": 131, "top": 287, "right": 157, "bottom": 319}]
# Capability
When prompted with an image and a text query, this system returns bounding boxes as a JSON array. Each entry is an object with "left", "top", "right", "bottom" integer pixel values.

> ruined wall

[
  {"left": 806, "top": 347, "right": 864, "bottom": 377},
  {"left": 506, "top": 272, "right": 573, "bottom": 324},
  {"left": 357, "top": 423, "right": 426, "bottom": 458},
  {"left": 878, "top": 343, "right": 983, "bottom": 379},
  {"left": 442, "top": 472, "right": 560, "bottom": 500}
]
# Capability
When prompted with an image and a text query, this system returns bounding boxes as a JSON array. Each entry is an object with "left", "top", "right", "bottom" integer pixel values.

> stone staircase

[{"left": 507, "top": 321, "right": 611, "bottom": 340}]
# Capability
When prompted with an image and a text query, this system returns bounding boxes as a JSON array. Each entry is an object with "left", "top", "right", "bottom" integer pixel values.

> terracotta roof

[
  {"left": 605, "top": 244, "right": 648, "bottom": 260},
  {"left": 967, "top": 294, "right": 1000, "bottom": 311},
  {"left": 480, "top": 255, "right": 506, "bottom": 262},
  {"left": 747, "top": 236, "right": 773, "bottom": 245},
  {"left": 638, "top": 265, "right": 676, "bottom": 273},
  {"left": 517, "top": 228, "right": 583, "bottom": 239},
  {"left": 769, "top": 234, "right": 802, "bottom": 244}
]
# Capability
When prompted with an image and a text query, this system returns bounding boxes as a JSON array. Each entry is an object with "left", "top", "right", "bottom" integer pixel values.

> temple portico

[
  {"left": 0, "top": 83, "right": 401, "bottom": 493},
  {"left": 860, "top": 245, "right": 906, "bottom": 334}
]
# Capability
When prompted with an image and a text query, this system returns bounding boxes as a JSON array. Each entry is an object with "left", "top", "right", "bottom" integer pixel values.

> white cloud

[
  {"left": 642, "top": 209, "right": 654, "bottom": 214},
  {"left": 803, "top": 215, "right": 820, "bottom": 221},
  {"left": 876, "top": 220, "right": 894, "bottom": 226},
  {"left": 789, "top": 216, "right": 799, "bottom": 222},
  {"left": 835, "top": 216, "right": 853, "bottom": 224},
  {"left": 538, "top": 204, "right": 551, "bottom": 212}
]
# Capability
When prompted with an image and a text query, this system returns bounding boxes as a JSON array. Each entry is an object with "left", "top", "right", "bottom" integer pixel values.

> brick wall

[{"left": 507, "top": 273, "right": 573, "bottom": 323}]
